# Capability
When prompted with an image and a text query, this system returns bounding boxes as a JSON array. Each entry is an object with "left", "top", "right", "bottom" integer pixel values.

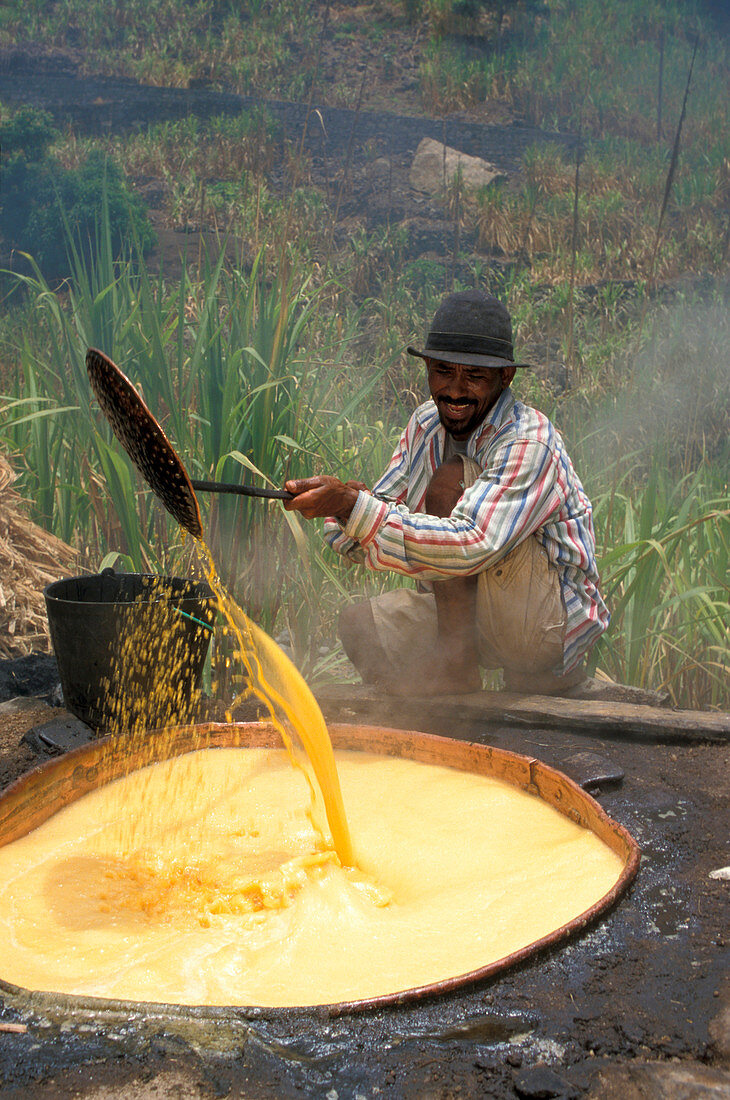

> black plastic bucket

[{"left": 44, "top": 569, "right": 216, "bottom": 731}]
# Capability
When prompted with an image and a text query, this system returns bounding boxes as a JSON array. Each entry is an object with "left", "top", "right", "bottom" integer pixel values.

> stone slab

[
  {"left": 589, "top": 1060, "right": 730, "bottom": 1099},
  {"left": 23, "top": 714, "right": 96, "bottom": 755},
  {"left": 315, "top": 684, "right": 730, "bottom": 743}
]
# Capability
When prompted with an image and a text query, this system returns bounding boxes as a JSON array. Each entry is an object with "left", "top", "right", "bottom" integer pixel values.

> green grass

[
  {"left": 418, "top": 0, "right": 728, "bottom": 146},
  {"left": 0, "top": 0, "right": 320, "bottom": 96}
]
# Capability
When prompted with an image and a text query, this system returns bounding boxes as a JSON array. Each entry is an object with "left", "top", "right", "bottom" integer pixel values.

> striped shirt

[{"left": 324, "top": 387, "right": 609, "bottom": 673}]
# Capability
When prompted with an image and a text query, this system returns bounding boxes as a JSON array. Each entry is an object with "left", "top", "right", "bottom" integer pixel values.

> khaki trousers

[{"left": 369, "top": 459, "right": 582, "bottom": 693}]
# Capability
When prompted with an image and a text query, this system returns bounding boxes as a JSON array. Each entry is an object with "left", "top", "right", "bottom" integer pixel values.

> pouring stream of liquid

[{"left": 199, "top": 544, "right": 354, "bottom": 867}]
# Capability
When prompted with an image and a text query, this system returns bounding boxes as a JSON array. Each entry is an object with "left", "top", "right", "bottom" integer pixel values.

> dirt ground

[{"left": 0, "top": 665, "right": 728, "bottom": 1100}]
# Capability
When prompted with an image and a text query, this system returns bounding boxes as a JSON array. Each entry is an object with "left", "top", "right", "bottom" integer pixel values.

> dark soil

[{"left": 0, "top": 656, "right": 60, "bottom": 704}]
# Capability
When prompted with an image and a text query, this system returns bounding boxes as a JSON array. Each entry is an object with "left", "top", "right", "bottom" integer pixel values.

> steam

[{"left": 570, "top": 295, "right": 730, "bottom": 479}]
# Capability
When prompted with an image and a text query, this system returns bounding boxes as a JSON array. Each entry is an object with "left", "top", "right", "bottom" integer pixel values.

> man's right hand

[{"left": 284, "top": 476, "right": 365, "bottom": 523}]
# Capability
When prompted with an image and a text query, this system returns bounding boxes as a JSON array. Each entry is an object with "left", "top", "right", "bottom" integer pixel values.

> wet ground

[{"left": 0, "top": 661, "right": 728, "bottom": 1098}]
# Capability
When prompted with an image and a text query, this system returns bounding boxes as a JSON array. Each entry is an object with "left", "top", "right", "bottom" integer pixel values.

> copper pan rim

[{"left": 0, "top": 721, "right": 640, "bottom": 1017}]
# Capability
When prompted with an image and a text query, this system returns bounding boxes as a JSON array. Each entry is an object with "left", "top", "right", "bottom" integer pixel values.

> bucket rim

[{"left": 43, "top": 572, "right": 216, "bottom": 606}]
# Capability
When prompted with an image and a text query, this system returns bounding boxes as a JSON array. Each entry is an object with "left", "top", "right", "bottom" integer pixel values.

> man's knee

[
  {"left": 338, "top": 601, "right": 388, "bottom": 681},
  {"left": 338, "top": 601, "right": 372, "bottom": 655},
  {"left": 425, "top": 456, "right": 465, "bottom": 518}
]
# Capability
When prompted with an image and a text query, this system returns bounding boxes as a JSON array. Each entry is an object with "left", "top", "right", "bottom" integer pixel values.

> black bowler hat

[{"left": 407, "top": 289, "right": 532, "bottom": 368}]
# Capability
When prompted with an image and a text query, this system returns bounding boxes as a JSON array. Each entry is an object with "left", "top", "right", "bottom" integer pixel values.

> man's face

[{"left": 426, "top": 358, "right": 517, "bottom": 439}]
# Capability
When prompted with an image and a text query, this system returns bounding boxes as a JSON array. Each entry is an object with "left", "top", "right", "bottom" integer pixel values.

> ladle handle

[{"left": 190, "top": 479, "right": 293, "bottom": 501}]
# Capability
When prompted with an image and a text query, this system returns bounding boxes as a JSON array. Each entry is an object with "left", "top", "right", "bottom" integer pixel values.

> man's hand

[{"left": 283, "top": 476, "right": 367, "bottom": 522}]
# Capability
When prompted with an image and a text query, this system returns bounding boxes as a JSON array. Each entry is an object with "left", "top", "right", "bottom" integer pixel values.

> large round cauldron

[{"left": 0, "top": 722, "right": 639, "bottom": 1015}]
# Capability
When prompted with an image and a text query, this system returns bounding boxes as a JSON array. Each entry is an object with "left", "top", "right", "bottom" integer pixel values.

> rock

[
  {"left": 709, "top": 983, "right": 730, "bottom": 1062},
  {"left": 589, "top": 1061, "right": 730, "bottom": 1099},
  {"left": 0, "top": 654, "right": 60, "bottom": 703},
  {"left": 409, "top": 137, "right": 504, "bottom": 196},
  {"left": 22, "top": 713, "right": 96, "bottom": 755},
  {"left": 0, "top": 696, "right": 56, "bottom": 760},
  {"left": 513, "top": 1062, "right": 580, "bottom": 1099},
  {"left": 367, "top": 156, "right": 391, "bottom": 181}
]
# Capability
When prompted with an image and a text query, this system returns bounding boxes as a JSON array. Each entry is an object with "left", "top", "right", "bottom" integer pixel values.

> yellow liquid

[
  {"left": 206, "top": 559, "right": 353, "bottom": 865},
  {"left": 0, "top": 746, "right": 624, "bottom": 1007},
  {"left": 96, "top": 547, "right": 353, "bottom": 867}
]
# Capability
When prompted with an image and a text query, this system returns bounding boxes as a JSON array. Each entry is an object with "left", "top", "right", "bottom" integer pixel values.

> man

[{"left": 284, "top": 289, "right": 609, "bottom": 696}]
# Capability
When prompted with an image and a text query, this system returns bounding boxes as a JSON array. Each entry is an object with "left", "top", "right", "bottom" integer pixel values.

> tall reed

[
  {"left": 592, "top": 462, "right": 729, "bottom": 710},
  {"left": 1, "top": 222, "right": 395, "bottom": 653}
]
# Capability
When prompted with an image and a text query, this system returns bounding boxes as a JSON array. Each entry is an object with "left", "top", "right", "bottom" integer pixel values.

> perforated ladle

[{"left": 86, "top": 347, "right": 292, "bottom": 540}]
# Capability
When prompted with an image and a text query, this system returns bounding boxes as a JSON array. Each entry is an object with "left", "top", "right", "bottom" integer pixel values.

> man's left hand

[{"left": 283, "top": 476, "right": 365, "bottom": 522}]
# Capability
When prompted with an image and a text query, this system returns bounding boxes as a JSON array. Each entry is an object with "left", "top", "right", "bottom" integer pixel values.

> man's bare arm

[{"left": 283, "top": 477, "right": 368, "bottom": 522}]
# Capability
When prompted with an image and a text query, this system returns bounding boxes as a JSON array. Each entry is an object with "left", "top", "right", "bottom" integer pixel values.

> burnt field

[
  {"left": 0, "top": 47, "right": 573, "bottom": 171},
  {"left": 0, "top": 46, "right": 576, "bottom": 279}
]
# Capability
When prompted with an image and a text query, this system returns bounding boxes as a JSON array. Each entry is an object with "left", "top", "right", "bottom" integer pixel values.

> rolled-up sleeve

[{"left": 323, "top": 420, "right": 412, "bottom": 562}]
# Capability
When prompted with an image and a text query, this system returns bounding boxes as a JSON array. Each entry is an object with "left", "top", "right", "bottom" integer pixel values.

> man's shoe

[{"left": 562, "top": 676, "right": 671, "bottom": 707}]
